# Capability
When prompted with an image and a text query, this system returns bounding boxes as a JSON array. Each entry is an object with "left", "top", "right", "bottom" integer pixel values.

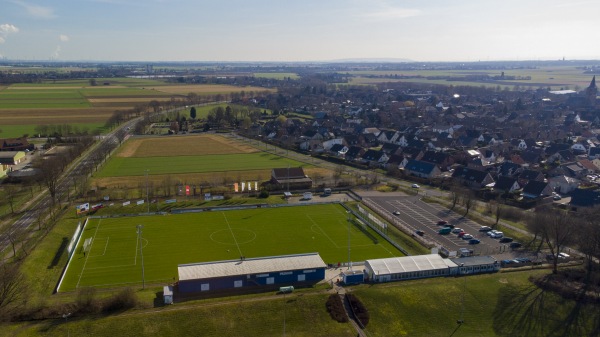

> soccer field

[{"left": 59, "top": 204, "right": 403, "bottom": 291}]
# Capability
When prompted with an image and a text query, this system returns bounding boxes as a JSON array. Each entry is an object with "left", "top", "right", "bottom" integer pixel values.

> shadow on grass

[
  {"left": 48, "top": 237, "right": 68, "bottom": 269},
  {"left": 492, "top": 278, "right": 600, "bottom": 337}
]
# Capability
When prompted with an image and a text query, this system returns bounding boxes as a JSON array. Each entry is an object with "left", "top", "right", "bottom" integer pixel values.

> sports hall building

[{"left": 177, "top": 253, "right": 327, "bottom": 293}]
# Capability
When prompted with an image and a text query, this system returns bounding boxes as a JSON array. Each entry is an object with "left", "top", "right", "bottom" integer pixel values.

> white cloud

[
  {"left": 10, "top": 0, "right": 56, "bottom": 19},
  {"left": 0, "top": 24, "right": 19, "bottom": 43},
  {"left": 0, "top": 24, "right": 20, "bottom": 34},
  {"left": 59, "top": 34, "right": 70, "bottom": 42}
]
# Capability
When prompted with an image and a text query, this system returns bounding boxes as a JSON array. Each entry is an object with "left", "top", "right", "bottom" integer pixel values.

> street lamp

[
  {"left": 137, "top": 224, "right": 145, "bottom": 289},
  {"left": 347, "top": 211, "right": 351, "bottom": 270},
  {"left": 62, "top": 312, "right": 71, "bottom": 337}
]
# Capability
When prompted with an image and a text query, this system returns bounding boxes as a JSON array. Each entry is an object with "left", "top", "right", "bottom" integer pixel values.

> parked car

[
  {"left": 438, "top": 227, "right": 452, "bottom": 235},
  {"left": 468, "top": 239, "right": 481, "bottom": 244},
  {"left": 462, "top": 234, "right": 473, "bottom": 240},
  {"left": 452, "top": 228, "right": 463, "bottom": 234},
  {"left": 558, "top": 252, "right": 570, "bottom": 259},
  {"left": 501, "top": 259, "right": 514, "bottom": 266},
  {"left": 393, "top": 211, "right": 401, "bottom": 215},
  {"left": 436, "top": 220, "right": 448, "bottom": 226},
  {"left": 479, "top": 226, "right": 492, "bottom": 232},
  {"left": 509, "top": 242, "right": 522, "bottom": 249},
  {"left": 515, "top": 257, "right": 531, "bottom": 263},
  {"left": 411, "top": 184, "right": 420, "bottom": 188},
  {"left": 457, "top": 231, "right": 466, "bottom": 237},
  {"left": 415, "top": 230, "right": 425, "bottom": 236},
  {"left": 499, "top": 237, "right": 513, "bottom": 243},
  {"left": 488, "top": 231, "right": 503, "bottom": 238},
  {"left": 486, "top": 230, "right": 498, "bottom": 237}
]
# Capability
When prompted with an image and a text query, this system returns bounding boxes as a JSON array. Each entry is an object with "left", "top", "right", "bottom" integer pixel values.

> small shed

[
  {"left": 163, "top": 285, "right": 173, "bottom": 305},
  {"left": 342, "top": 270, "right": 365, "bottom": 285}
]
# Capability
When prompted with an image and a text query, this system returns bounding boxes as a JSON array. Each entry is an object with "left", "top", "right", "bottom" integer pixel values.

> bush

[
  {"left": 346, "top": 293, "right": 369, "bottom": 327},
  {"left": 258, "top": 189, "right": 270, "bottom": 198},
  {"left": 102, "top": 288, "right": 138, "bottom": 313},
  {"left": 76, "top": 287, "right": 99, "bottom": 313},
  {"left": 325, "top": 294, "right": 348, "bottom": 323}
]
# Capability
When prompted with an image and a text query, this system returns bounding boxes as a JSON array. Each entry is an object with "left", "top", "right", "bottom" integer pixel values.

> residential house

[
  {"left": 497, "top": 162, "right": 523, "bottom": 178},
  {"left": 451, "top": 166, "right": 495, "bottom": 189},
  {"left": 328, "top": 144, "right": 348, "bottom": 157},
  {"left": 420, "top": 150, "right": 454, "bottom": 171},
  {"left": 547, "top": 175, "right": 580, "bottom": 194},
  {"left": 322, "top": 138, "right": 344, "bottom": 151},
  {"left": 344, "top": 146, "right": 365, "bottom": 161},
  {"left": 493, "top": 176, "right": 521, "bottom": 194},
  {"left": 270, "top": 167, "right": 313, "bottom": 190},
  {"left": 0, "top": 138, "right": 34, "bottom": 152},
  {"left": 361, "top": 150, "right": 389, "bottom": 167},
  {"left": 403, "top": 159, "right": 441, "bottom": 179},
  {"left": 547, "top": 149, "right": 576, "bottom": 163},
  {"left": 518, "top": 169, "right": 545, "bottom": 187},
  {"left": 522, "top": 180, "right": 553, "bottom": 199},
  {"left": 377, "top": 130, "right": 399, "bottom": 144},
  {"left": 386, "top": 154, "right": 408, "bottom": 170},
  {"left": 570, "top": 188, "right": 600, "bottom": 207},
  {"left": 380, "top": 143, "right": 401, "bottom": 156}
]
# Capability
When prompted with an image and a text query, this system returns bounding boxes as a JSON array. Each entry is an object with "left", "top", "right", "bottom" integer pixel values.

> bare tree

[
  {"left": 0, "top": 264, "right": 27, "bottom": 316},
  {"left": 2, "top": 185, "right": 19, "bottom": 214},
  {"left": 461, "top": 189, "right": 474, "bottom": 217},
  {"left": 528, "top": 209, "right": 576, "bottom": 274},
  {"left": 578, "top": 208, "right": 600, "bottom": 274},
  {"left": 36, "top": 156, "right": 63, "bottom": 204}
]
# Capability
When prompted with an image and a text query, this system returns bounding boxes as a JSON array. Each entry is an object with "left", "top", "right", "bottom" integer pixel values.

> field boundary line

[
  {"left": 102, "top": 237, "right": 109, "bottom": 256},
  {"left": 56, "top": 217, "right": 90, "bottom": 293},
  {"left": 307, "top": 214, "right": 340, "bottom": 248},
  {"left": 76, "top": 219, "right": 102, "bottom": 289},
  {"left": 222, "top": 212, "right": 243, "bottom": 257},
  {"left": 85, "top": 262, "right": 137, "bottom": 271}
]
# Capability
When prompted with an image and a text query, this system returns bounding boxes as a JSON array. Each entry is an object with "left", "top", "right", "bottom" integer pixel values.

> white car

[
  {"left": 462, "top": 234, "right": 473, "bottom": 240},
  {"left": 491, "top": 231, "right": 504, "bottom": 238},
  {"left": 411, "top": 184, "right": 420, "bottom": 188},
  {"left": 452, "top": 228, "right": 463, "bottom": 234}
]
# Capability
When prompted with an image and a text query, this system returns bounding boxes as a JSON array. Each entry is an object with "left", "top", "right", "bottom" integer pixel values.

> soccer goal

[{"left": 82, "top": 238, "right": 93, "bottom": 255}]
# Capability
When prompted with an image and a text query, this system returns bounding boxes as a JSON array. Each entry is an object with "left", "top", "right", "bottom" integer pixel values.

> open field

[
  {"left": 254, "top": 72, "right": 300, "bottom": 80},
  {"left": 96, "top": 152, "right": 307, "bottom": 177},
  {"left": 0, "top": 80, "right": 275, "bottom": 137},
  {"left": 346, "top": 65, "right": 596, "bottom": 90},
  {"left": 59, "top": 204, "right": 403, "bottom": 291},
  {"left": 117, "top": 134, "right": 258, "bottom": 158},
  {"left": 145, "top": 84, "right": 275, "bottom": 95}
]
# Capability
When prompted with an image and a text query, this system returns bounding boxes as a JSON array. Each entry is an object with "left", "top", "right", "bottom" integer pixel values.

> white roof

[
  {"left": 178, "top": 253, "right": 326, "bottom": 281},
  {"left": 366, "top": 254, "right": 457, "bottom": 275}
]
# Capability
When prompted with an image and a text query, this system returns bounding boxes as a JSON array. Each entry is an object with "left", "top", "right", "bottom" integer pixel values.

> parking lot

[{"left": 359, "top": 192, "right": 524, "bottom": 259}]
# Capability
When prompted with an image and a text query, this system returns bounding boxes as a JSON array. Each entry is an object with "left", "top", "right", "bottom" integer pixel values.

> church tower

[{"left": 586, "top": 76, "right": 597, "bottom": 107}]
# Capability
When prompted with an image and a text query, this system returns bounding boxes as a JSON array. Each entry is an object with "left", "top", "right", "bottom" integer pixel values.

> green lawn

[
  {"left": 254, "top": 72, "right": 299, "bottom": 80},
  {"left": 0, "top": 123, "right": 107, "bottom": 138},
  {"left": 96, "top": 152, "right": 307, "bottom": 177},
  {"left": 7, "top": 293, "right": 355, "bottom": 337},
  {"left": 59, "top": 204, "right": 404, "bottom": 291},
  {"left": 353, "top": 269, "right": 600, "bottom": 337},
  {"left": 0, "top": 89, "right": 91, "bottom": 109}
]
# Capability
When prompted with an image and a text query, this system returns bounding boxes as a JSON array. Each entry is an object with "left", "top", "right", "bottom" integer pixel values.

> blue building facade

[{"left": 178, "top": 253, "right": 327, "bottom": 293}]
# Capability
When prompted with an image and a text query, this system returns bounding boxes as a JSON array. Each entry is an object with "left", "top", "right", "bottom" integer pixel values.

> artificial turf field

[{"left": 59, "top": 203, "right": 403, "bottom": 292}]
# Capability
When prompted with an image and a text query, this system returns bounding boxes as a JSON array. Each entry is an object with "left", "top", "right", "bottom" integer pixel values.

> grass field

[
  {"left": 254, "top": 72, "right": 300, "bottom": 80},
  {"left": 59, "top": 204, "right": 403, "bottom": 291},
  {"left": 345, "top": 65, "right": 595, "bottom": 90},
  {"left": 96, "top": 152, "right": 305, "bottom": 177}
]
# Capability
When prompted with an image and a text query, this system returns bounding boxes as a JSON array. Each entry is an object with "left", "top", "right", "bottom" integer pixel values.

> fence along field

[{"left": 59, "top": 204, "right": 403, "bottom": 291}]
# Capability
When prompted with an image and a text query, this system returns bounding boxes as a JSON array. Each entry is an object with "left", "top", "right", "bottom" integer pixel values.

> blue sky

[{"left": 1, "top": 0, "right": 598, "bottom": 62}]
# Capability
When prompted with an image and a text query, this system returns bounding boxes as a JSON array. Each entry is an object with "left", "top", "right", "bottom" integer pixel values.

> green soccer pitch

[{"left": 58, "top": 204, "right": 404, "bottom": 291}]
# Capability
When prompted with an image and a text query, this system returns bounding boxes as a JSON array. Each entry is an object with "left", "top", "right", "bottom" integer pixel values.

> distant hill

[{"left": 327, "top": 58, "right": 415, "bottom": 63}]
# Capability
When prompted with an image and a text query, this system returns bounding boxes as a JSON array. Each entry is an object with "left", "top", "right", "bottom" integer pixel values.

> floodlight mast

[
  {"left": 137, "top": 224, "right": 145, "bottom": 289},
  {"left": 144, "top": 169, "right": 150, "bottom": 213}
]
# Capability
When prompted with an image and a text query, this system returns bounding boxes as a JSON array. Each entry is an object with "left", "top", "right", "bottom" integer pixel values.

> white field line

[
  {"left": 103, "top": 237, "right": 109, "bottom": 256},
  {"left": 77, "top": 219, "right": 102, "bottom": 289},
  {"left": 222, "top": 212, "right": 243, "bottom": 257},
  {"left": 307, "top": 214, "right": 340, "bottom": 248}
]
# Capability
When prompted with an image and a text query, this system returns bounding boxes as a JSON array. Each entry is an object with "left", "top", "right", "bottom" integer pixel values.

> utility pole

[
  {"left": 144, "top": 169, "right": 150, "bottom": 213},
  {"left": 137, "top": 224, "right": 145, "bottom": 289}
]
